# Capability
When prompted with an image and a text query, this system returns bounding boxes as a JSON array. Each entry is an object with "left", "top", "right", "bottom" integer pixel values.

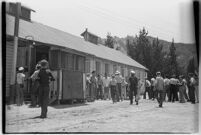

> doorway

[{"left": 35, "top": 45, "right": 49, "bottom": 64}]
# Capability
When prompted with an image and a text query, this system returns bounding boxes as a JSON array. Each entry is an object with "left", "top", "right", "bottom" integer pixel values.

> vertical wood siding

[{"left": 6, "top": 41, "right": 14, "bottom": 97}]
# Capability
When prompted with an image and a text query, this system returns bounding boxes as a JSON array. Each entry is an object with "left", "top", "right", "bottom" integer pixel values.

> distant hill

[{"left": 100, "top": 36, "right": 197, "bottom": 72}]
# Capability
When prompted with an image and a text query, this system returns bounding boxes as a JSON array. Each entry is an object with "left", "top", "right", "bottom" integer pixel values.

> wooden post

[{"left": 9, "top": 3, "right": 21, "bottom": 104}]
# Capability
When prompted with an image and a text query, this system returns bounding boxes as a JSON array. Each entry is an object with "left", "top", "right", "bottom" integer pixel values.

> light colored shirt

[
  {"left": 190, "top": 77, "right": 196, "bottom": 86},
  {"left": 16, "top": 73, "right": 25, "bottom": 84},
  {"left": 155, "top": 76, "right": 164, "bottom": 91},
  {"left": 170, "top": 78, "right": 177, "bottom": 85},
  {"left": 145, "top": 80, "right": 151, "bottom": 87},
  {"left": 31, "top": 70, "right": 40, "bottom": 81},
  {"left": 164, "top": 78, "right": 170, "bottom": 86},
  {"left": 115, "top": 75, "right": 123, "bottom": 83},
  {"left": 102, "top": 77, "right": 111, "bottom": 87},
  {"left": 110, "top": 78, "right": 117, "bottom": 86},
  {"left": 151, "top": 78, "right": 156, "bottom": 86},
  {"left": 97, "top": 78, "right": 103, "bottom": 85}
]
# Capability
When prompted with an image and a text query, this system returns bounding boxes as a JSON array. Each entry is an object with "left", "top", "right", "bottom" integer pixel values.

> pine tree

[
  {"left": 167, "top": 38, "right": 178, "bottom": 76},
  {"left": 151, "top": 37, "right": 164, "bottom": 76},
  {"left": 133, "top": 28, "right": 152, "bottom": 70},
  {"left": 105, "top": 32, "right": 114, "bottom": 48},
  {"left": 187, "top": 57, "right": 195, "bottom": 74}
]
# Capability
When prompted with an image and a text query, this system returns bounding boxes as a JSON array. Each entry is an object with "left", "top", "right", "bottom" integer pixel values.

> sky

[{"left": 7, "top": 0, "right": 195, "bottom": 43}]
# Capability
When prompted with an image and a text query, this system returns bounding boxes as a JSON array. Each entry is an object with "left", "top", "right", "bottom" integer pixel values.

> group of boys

[
  {"left": 16, "top": 59, "right": 55, "bottom": 119},
  {"left": 86, "top": 70, "right": 128, "bottom": 103}
]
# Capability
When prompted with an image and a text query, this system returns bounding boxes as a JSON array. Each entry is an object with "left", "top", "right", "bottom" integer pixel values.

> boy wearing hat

[
  {"left": 37, "top": 60, "right": 55, "bottom": 118},
  {"left": 115, "top": 71, "right": 123, "bottom": 102},
  {"left": 16, "top": 67, "right": 25, "bottom": 106},
  {"left": 109, "top": 75, "right": 117, "bottom": 103}
]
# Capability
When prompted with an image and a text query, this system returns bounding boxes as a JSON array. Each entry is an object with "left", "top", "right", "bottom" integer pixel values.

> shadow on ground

[{"left": 50, "top": 103, "right": 89, "bottom": 109}]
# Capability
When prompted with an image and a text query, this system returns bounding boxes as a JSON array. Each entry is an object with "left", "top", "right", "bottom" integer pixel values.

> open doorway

[{"left": 35, "top": 45, "right": 49, "bottom": 64}]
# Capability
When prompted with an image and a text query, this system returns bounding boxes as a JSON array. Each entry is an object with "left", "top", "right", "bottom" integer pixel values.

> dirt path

[{"left": 5, "top": 99, "right": 198, "bottom": 133}]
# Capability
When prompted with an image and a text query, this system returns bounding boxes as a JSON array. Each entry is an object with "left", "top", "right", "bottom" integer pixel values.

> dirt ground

[{"left": 5, "top": 98, "right": 199, "bottom": 133}]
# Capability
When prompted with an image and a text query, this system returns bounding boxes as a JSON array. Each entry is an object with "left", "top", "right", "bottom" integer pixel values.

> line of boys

[
  {"left": 142, "top": 73, "right": 199, "bottom": 104},
  {"left": 86, "top": 70, "right": 128, "bottom": 103}
]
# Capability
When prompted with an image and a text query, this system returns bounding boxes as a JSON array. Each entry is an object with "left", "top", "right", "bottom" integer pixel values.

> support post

[{"left": 9, "top": 3, "right": 21, "bottom": 104}]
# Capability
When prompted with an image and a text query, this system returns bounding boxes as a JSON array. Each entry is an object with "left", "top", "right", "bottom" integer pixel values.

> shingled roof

[{"left": 6, "top": 14, "right": 148, "bottom": 71}]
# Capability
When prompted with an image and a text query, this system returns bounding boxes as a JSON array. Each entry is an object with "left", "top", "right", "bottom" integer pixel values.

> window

[
  {"left": 21, "top": 7, "right": 31, "bottom": 20},
  {"left": 105, "top": 63, "right": 109, "bottom": 75},
  {"left": 61, "top": 52, "right": 68, "bottom": 69},
  {"left": 74, "top": 55, "right": 85, "bottom": 72},
  {"left": 96, "top": 61, "right": 101, "bottom": 75},
  {"left": 17, "top": 46, "right": 28, "bottom": 68},
  {"left": 85, "top": 59, "right": 90, "bottom": 73},
  {"left": 121, "top": 66, "right": 124, "bottom": 77},
  {"left": 113, "top": 65, "right": 117, "bottom": 74},
  {"left": 50, "top": 50, "right": 59, "bottom": 69},
  {"left": 67, "top": 54, "right": 74, "bottom": 70}
]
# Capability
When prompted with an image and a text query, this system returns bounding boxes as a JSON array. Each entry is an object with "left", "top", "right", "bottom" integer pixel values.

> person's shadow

[{"left": 30, "top": 116, "right": 41, "bottom": 119}]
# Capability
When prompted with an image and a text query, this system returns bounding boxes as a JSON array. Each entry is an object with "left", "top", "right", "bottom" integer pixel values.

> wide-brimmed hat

[
  {"left": 130, "top": 70, "right": 135, "bottom": 74},
  {"left": 18, "top": 67, "right": 24, "bottom": 71},
  {"left": 40, "top": 59, "right": 48, "bottom": 68},
  {"left": 115, "top": 71, "right": 120, "bottom": 75}
]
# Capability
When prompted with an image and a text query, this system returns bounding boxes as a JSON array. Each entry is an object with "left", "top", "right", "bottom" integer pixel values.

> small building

[{"left": 5, "top": 2, "right": 148, "bottom": 103}]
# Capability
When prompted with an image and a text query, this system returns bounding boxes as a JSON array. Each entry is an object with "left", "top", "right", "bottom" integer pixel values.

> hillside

[{"left": 100, "top": 36, "right": 197, "bottom": 72}]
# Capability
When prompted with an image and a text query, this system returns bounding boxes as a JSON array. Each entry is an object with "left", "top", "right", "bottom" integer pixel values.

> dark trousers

[
  {"left": 150, "top": 86, "right": 154, "bottom": 99},
  {"left": 175, "top": 86, "right": 179, "bottom": 101},
  {"left": 110, "top": 85, "right": 117, "bottom": 103},
  {"left": 116, "top": 83, "right": 122, "bottom": 101},
  {"left": 153, "top": 90, "right": 158, "bottom": 100},
  {"left": 144, "top": 87, "right": 151, "bottom": 99},
  {"left": 31, "top": 81, "right": 39, "bottom": 106},
  {"left": 189, "top": 86, "right": 195, "bottom": 103},
  {"left": 38, "top": 86, "right": 50, "bottom": 117},
  {"left": 129, "top": 88, "right": 137, "bottom": 104},
  {"left": 156, "top": 90, "right": 164, "bottom": 106},
  {"left": 97, "top": 85, "right": 103, "bottom": 99},
  {"left": 169, "top": 84, "right": 177, "bottom": 102},
  {"left": 164, "top": 85, "right": 170, "bottom": 101}
]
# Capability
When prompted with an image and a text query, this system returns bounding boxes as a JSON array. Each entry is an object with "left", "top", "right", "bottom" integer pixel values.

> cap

[
  {"left": 18, "top": 67, "right": 24, "bottom": 71},
  {"left": 130, "top": 70, "right": 135, "bottom": 74},
  {"left": 115, "top": 71, "right": 120, "bottom": 75}
]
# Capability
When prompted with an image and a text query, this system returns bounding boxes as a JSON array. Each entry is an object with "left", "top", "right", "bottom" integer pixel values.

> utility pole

[{"left": 10, "top": 2, "right": 21, "bottom": 104}]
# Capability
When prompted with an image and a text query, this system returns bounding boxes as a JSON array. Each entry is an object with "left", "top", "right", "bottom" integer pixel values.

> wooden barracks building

[{"left": 5, "top": 2, "right": 148, "bottom": 103}]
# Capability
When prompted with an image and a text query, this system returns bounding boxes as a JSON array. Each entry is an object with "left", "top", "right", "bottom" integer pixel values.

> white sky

[{"left": 7, "top": 0, "right": 195, "bottom": 43}]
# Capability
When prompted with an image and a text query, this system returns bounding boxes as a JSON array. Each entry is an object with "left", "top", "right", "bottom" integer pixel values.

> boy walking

[{"left": 155, "top": 72, "right": 164, "bottom": 107}]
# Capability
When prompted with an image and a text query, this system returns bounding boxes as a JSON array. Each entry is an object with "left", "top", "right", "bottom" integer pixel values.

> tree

[
  {"left": 126, "top": 38, "right": 135, "bottom": 58},
  {"left": 105, "top": 32, "right": 114, "bottom": 48},
  {"left": 151, "top": 37, "right": 164, "bottom": 76},
  {"left": 187, "top": 57, "right": 195, "bottom": 74},
  {"left": 133, "top": 28, "right": 152, "bottom": 70},
  {"left": 166, "top": 38, "right": 179, "bottom": 76}
]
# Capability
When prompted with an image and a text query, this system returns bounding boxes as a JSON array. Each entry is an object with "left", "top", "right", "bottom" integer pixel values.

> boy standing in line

[{"left": 16, "top": 67, "right": 25, "bottom": 106}]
